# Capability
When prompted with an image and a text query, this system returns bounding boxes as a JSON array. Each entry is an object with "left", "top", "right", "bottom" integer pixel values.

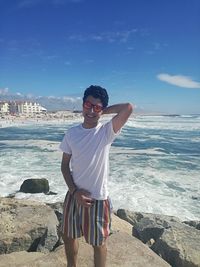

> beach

[{"left": 0, "top": 111, "right": 82, "bottom": 128}]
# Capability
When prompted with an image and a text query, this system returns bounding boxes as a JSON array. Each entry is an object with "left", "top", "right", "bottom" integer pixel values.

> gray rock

[
  {"left": 117, "top": 209, "right": 180, "bottom": 227},
  {"left": 20, "top": 178, "right": 49, "bottom": 194},
  {"left": 152, "top": 221, "right": 200, "bottom": 267},
  {"left": 117, "top": 209, "right": 180, "bottom": 241},
  {"left": 0, "top": 197, "right": 58, "bottom": 254},
  {"left": 116, "top": 209, "right": 144, "bottom": 226},
  {"left": 0, "top": 251, "right": 45, "bottom": 267},
  {"left": 117, "top": 209, "right": 200, "bottom": 267},
  {"left": 0, "top": 214, "right": 171, "bottom": 267},
  {"left": 46, "top": 202, "right": 63, "bottom": 222},
  {"left": 46, "top": 202, "right": 64, "bottom": 248},
  {"left": 134, "top": 217, "right": 166, "bottom": 243}
]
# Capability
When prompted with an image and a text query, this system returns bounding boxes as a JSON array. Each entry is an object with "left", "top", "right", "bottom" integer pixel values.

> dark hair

[{"left": 83, "top": 85, "right": 109, "bottom": 108}]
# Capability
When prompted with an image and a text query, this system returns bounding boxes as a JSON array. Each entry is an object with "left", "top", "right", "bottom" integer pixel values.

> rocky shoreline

[{"left": 0, "top": 196, "right": 199, "bottom": 267}]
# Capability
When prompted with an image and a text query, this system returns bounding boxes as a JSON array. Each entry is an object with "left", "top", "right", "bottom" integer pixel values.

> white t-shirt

[{"left": 59, "top": 120, "right": 119, "bottom": 200}]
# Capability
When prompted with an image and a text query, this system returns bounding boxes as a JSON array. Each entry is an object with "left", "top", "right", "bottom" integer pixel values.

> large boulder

[
  {"left": 0, "top": 197, "right": 58, "bottom": 254},
  {"left": 117, "top": 209, "right": 180, "bottom": 227},
  {"left": 0, "top": 214, "right": 171, "bottom": 267},
  {"left": 117, "top": 209, "right": 145, "bottom": 226},
  {"left": 0, "top": 251, "right": 45, "bottom": 267},
  {"left": 20, "top": 178, "right": 49, "bottom": 194},
  {"left": 152, "top": 222, "right": 200, "bottom": 267},
  {"left": 117, "top": 209, "right": 200, "bottom": 267}
]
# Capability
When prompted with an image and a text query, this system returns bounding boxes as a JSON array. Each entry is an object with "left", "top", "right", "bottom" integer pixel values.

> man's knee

[
  {"left": 93, "top": 242, "right": 107, "bottom": 252},
  {"left": 63, "top": 236, "right": 79, "bottom": 254},
  {"left": 93, "top": 243, "right": 107, "bottom": 267}
]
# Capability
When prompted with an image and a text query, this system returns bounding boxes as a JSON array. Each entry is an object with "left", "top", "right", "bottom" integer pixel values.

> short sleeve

[
  {"left": 105, "top": 120, "right": 121, "bottom": 144},
  {"left": 59, "top": 132, "right": 72, "bottom": 154}
]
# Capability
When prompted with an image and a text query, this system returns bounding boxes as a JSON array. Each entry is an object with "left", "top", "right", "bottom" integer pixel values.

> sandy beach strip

[{"left": 0, "top": 111, "right": 83, "bottom": 128}]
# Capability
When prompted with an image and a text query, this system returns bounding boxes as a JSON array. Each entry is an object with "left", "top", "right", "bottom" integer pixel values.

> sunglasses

[{"left": 83, "top": 100, "right": 103, "bottom": 113}]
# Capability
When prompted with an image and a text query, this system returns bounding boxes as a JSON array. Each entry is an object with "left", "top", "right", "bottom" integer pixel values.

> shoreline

[
  {"left": 2, "top": 193, "right": 200, "bottom": 223},
  {"left": 0, "top": 111, "right": 116, "bottom": 128},
  {"left": 0, "top": 111, "right": 82, "bottom": 128},
  {"left": 1, "top": 192, "right": 199, "bottom": 222}
]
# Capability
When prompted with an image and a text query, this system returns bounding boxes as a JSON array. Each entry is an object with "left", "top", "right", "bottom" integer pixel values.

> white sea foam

[
  {"left": 0, "top": 139, "right": 60, "bottom": 151},
  {"left": 110, "top": 147, "right": 167, "bottom": 155},
  {"left": 109, "top": 153, "right": 200, "bottom": 220},
  {"left": 126, "top": 115, "right": 200, "bottom": 130}
]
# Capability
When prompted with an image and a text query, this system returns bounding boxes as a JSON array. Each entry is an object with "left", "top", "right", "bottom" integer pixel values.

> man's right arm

[
  {"left": 61, "top": 152, "right": 94, "bottom": 207},
  {"left": 61, "top": 152, "right": 76, "bottom": 194}
]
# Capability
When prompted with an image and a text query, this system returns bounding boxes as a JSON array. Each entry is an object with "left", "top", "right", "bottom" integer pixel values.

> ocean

[{"left": 0, "top": 115, "right": 200, "bottom": 221}]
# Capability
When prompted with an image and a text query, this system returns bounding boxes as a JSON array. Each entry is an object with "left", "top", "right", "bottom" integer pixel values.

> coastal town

[
  {"left": 0, "top": 100, "right": 82, "bottom": 127},
  {"left": 0, "top": 100, "right": 47, "bottom": 115}
]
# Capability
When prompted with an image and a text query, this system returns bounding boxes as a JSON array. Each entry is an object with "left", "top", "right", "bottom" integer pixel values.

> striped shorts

[{"left": 61, "top": 191, "right": 111, "bottom": 246}]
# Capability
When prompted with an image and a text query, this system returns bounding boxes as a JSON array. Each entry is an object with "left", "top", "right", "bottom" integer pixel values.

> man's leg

[
  {"left": 62, "top": 235, "right": 79, "bottom": 267},
  {"left": 93, "top": 242, "right": 107, "bottom": 267},
  {"left": 62, "top": 192, "right": 81, "bottom": 266},
  {"left": 83, "top": 199, "right": 110, "bottom": 267}
]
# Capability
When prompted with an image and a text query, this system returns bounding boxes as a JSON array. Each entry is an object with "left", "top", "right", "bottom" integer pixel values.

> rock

[
  {"left": 117, "top": 209, "right": 180, "bottom": 227},
  {"left": 111, "top": 212, "right": 133, "bottom": 235},
  {"left": 0, "top": 197, "right": 58, "bottom": 254},
  {"left": 0, "top": 251, "right": 45, "bottom": 267},
  {"left": 0, "top": 214, "right": 171, "bottom": 267},
  {"left": 116, "top": 209, "right": 200, "bottom": 267},
  {"left": 46, "top": 202, "right": 63, "bottom": 222},
  {"left": 134, "top": 217, "right": 166, "bottom": 243},
  {"left": 183, "top": 220, "right": 200, "bottom": 230},
  {"left": 117, "top": 209, "right": 180, "bottom": 241},
  {"left": 46, "top": 191, "right": 57, "bottom": 195},
  {"left": 46, "top": 202, "right": 65, "bottom": 248},
  {"left": 116, "top": 209, "right": 144, "bottom": 226},
  {"left": 152, "top": 221, "right": 200, "bottom": 267},
  {"left": 106, "top": 231, "right": 171, "bottom": 267},
  {"left": 20, "top": 178, "right": 49, "bottom": 194}
]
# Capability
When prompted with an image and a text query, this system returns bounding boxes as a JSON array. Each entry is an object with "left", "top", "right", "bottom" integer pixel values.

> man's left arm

[{"left": 102, "top": 103, "right": 133, "bottom": 133}]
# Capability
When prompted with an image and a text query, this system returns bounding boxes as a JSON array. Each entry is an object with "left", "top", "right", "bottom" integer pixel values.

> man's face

[{"left": 82, "top": 96, "right": 103, "bottom": 127}]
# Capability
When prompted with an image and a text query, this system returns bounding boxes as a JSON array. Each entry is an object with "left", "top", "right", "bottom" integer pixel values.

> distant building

[
  {"left": 8, "top": 101, "right": 18, "bottom": 114},
  {"left": 0, "top": 101, "right": 47, "bottom": 115},
  {"left": 17, "top": 101, "right": 47, "bottom": 114},
  {"left": 0, "top": 102, "right": 9, "bottom": 113}
]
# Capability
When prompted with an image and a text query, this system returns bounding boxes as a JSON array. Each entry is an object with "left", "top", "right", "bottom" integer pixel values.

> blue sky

[{"left": 0, "top": 0, "right": 200, "bottom": 114}]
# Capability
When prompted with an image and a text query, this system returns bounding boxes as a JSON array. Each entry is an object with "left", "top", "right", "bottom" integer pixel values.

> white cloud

[
  {"left": 26, "top": 93, "right": 34, "bottom": 98},
  {"left": 46, "top": 55, "right": 58, "bottom": 60},
  {"left": 63, "top": 96, "right": 81, "bottom": 103},
  {"left": 68, "top": 29, "right": 138, "bottom": 44},
  {"left": 16, "top": 92, "right": 23, "bottom": 96},
  {"left": 0, "top": 88, "right": 26, "bottom": 97},
  {"left": 64, "top": 61, "right": 71, "bottom": 66},
  {"left": 47, "top": 96, "right": 58, "bottom": 99},
  {"left": 157, "top": 73, "right": 200, "bottom": 89},
  {"left": 84, "top": 59, "right": 94, "bottom": 64},
  {"left": 0, "top": 88, "right": 9, "bottom": 95}
]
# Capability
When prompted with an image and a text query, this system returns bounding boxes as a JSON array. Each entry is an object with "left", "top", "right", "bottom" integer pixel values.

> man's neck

[{"left": 82, "top": 121, "right": 98, "bottom": 129}]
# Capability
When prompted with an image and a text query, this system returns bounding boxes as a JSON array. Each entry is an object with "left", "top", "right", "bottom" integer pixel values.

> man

[{"left": 59, "top": 85, "right": 133, "bottom": 267}]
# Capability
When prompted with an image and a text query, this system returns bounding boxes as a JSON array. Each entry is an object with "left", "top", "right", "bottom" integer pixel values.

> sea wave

[
  {"left": 126, "top": 116, "right": 200, "bottom": 130},
  {"left": 0, "top": 116, "right": 200, "bottom": 220}
]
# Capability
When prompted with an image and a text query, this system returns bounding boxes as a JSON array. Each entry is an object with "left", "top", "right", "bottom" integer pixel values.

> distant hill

[{"left": 0, "top": 90, "right": 154, "bottom": 114}]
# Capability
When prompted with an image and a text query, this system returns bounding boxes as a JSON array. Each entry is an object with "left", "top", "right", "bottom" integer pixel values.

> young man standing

[{"left": 59, "top": 85, "right": 133, "bottom": 267}]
